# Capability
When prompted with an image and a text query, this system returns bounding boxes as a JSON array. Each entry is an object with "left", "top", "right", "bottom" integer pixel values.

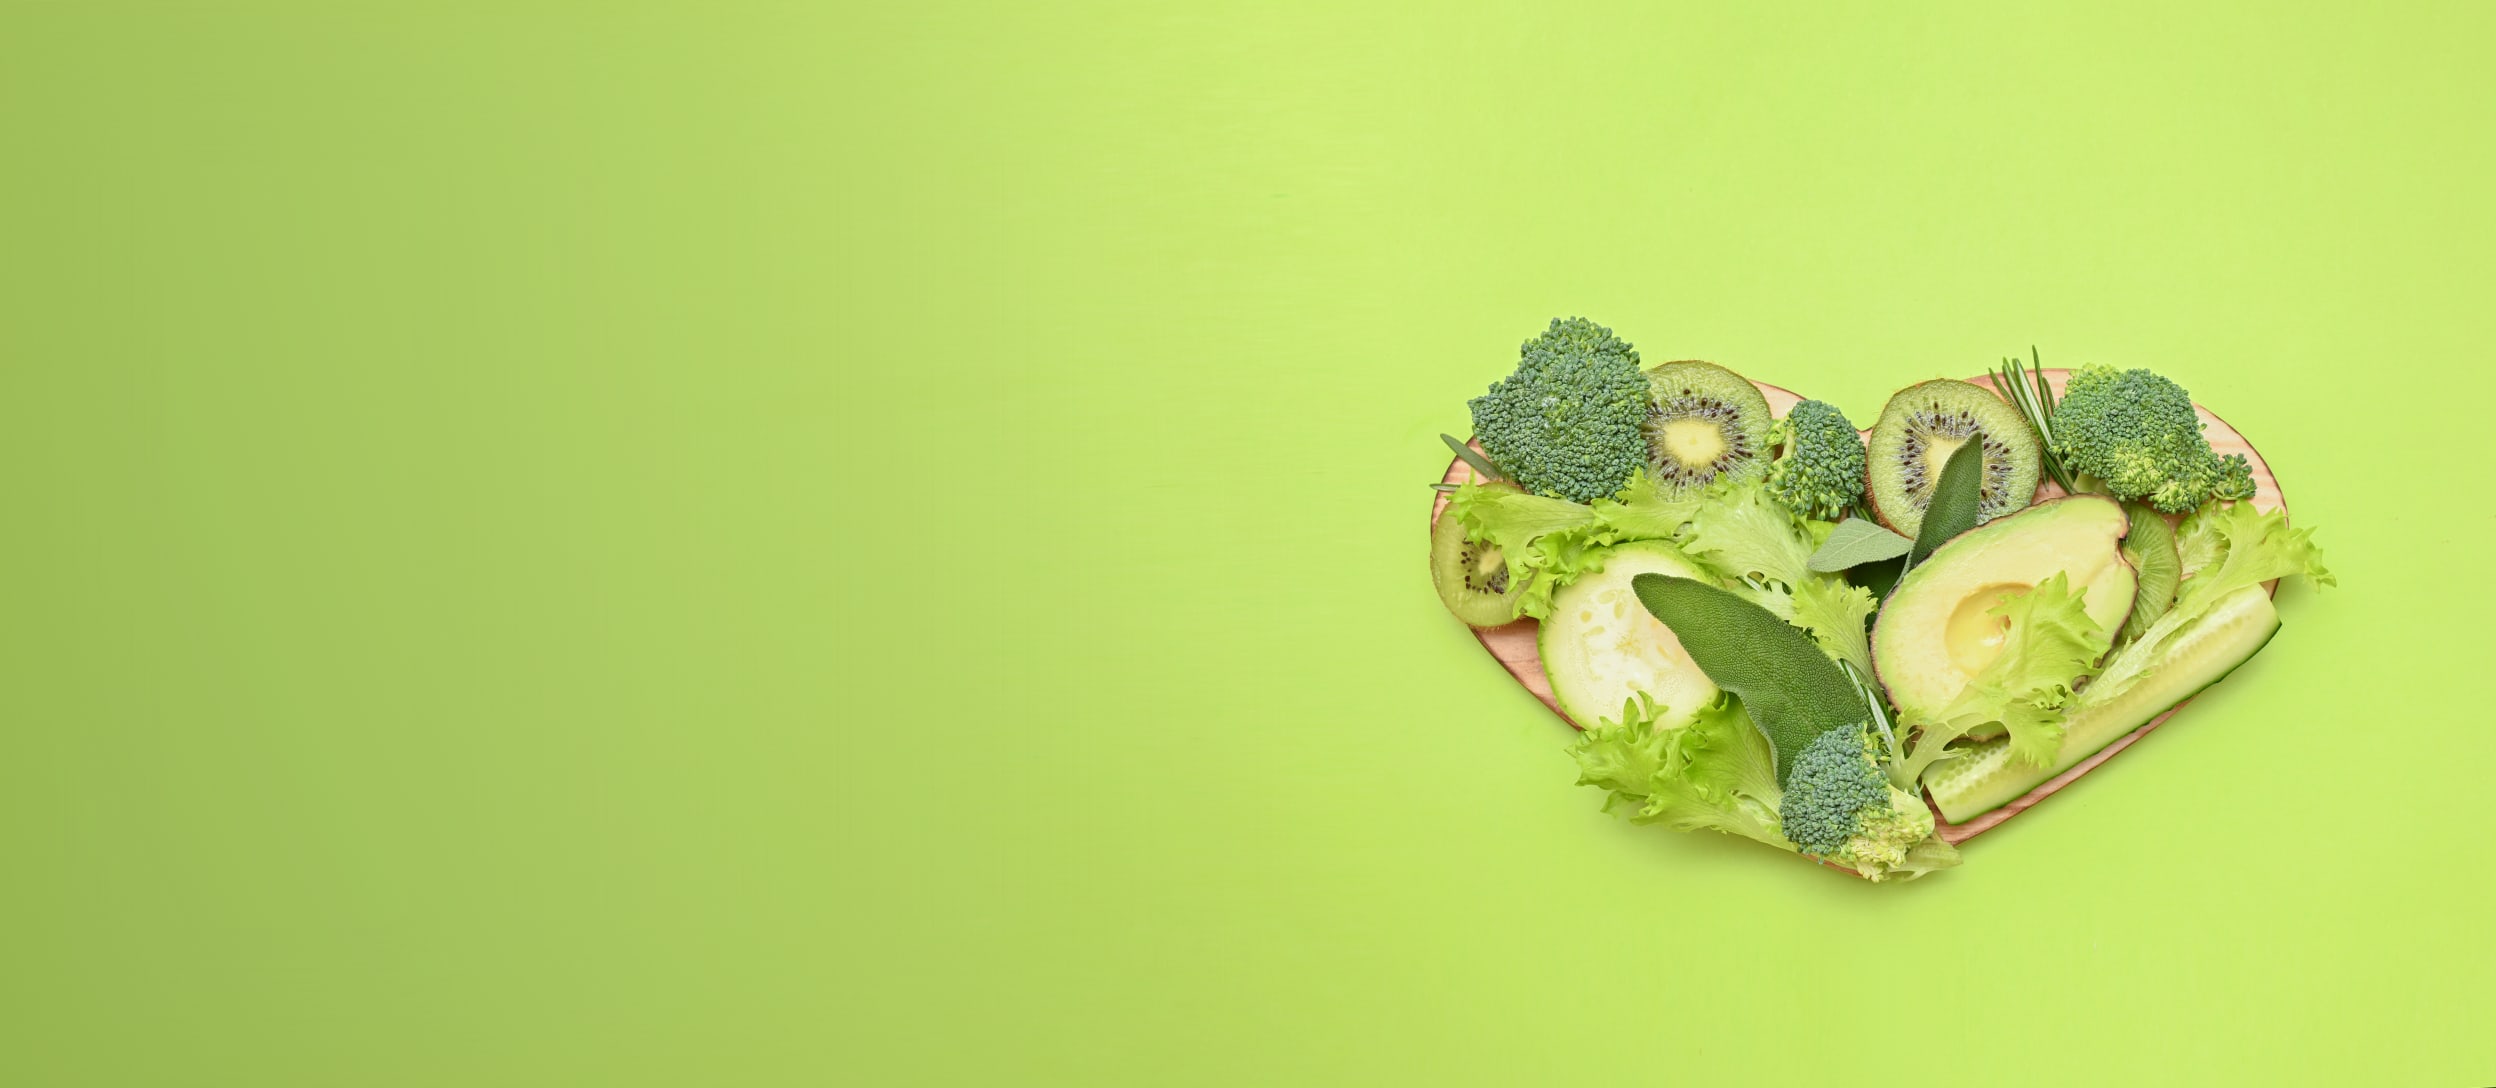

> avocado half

[{"left": 1869, "top": 497, "right": 2137, "bottom": 724}]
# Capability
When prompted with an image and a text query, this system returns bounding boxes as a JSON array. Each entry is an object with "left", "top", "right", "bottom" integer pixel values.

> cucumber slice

[
  {"left": 1540, "top": 541, "right": 1721, "bottom": 729},
  {"left": 1926, "top": 584, "right": 2282, "bottom": 823}
]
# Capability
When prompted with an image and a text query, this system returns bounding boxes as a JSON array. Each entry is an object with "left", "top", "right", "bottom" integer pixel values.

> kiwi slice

[
  {"left": 1642, "top": 361, "right": 1772, "bottom": 494},
  {"left": 1866, "top": 379, "right": 2040, "bottom": 540},
  {"left": 2118, "top": 503, "right": 2180, "bottom": 644},
  {"left": 1431, "top": 510, "right": 1526, "bottom": 626}
]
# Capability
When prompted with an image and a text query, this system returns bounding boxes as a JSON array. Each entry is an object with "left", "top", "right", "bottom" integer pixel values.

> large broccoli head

[
  {"left": 1763, "top": 398, "right": 1867, "bottom": 521},
  {"left": 1467, "top": 317, "right": 1652, "bottom": 504},
  {"left": 2052, "top": 366, "right": 2258, "bottom": 514},
  {"left": 1777, "top": 724, "right": 1948, "bottom": 879}
]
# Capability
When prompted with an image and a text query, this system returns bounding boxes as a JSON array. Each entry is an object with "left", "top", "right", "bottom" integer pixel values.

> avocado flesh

[
  {"left": 1927, "top": 584, "right": 2281, "bottom": 822},
  {"left": 1540, "top": 541, "right": 1721, "bottom": 729},
  {"left": 1870, "top": 497, "right": 2138, "bottom": 725}
]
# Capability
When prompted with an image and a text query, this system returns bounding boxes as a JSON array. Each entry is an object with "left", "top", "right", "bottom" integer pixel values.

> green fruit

[
  {"left": 1539, "top": 542, "right": 1721, "bottom": 730},
  {"left": 1871, "top": 498, "right": 2137, "bottom": 727},
  {"left": 2119, "top": 503, "right": 2180, "bottom": 645},
  {"left": 1866, "top": 379, "right": 2041, "bottom": 540},
  {"left": 1926, "top": 584, "right": 2281, "bottom": 822},
  {"left": 1430, "top": 508, "right": 1526, "bottom": 626},
  {"left": 1642, "top": 361, "right": 1772, "bottom": 496}
]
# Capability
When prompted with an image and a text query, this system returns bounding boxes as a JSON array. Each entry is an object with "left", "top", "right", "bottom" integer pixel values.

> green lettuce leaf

[
  {"left": 1682, "top": 484, "right": 1816, "bottom": 589},
  {"left": 1589, "top": 469, "right": 1705, "bottom": 540},
  {"left": 1791, "top": 576, "right": 1879, "bottom": 677},
  {"left": 1566, "top": 692, "right": 1791, "bottom": 850},
  {"left": 2170, "top": 500, "right": 2337, "bottom": 615}
]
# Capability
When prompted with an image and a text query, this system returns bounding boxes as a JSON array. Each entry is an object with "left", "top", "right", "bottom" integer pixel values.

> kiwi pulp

[
  {"left": 1431, "top": 510, "right": 1527, "bottom": 626},
  {"left": 1642, "top": 361, "right": 1773, "bottom": 495},
  {"left": 2118, "top": 502, "right": 2180, "bottom": 644},
  {"left": 1866, "top": 379, "right": 2041, "bottom": 540}
]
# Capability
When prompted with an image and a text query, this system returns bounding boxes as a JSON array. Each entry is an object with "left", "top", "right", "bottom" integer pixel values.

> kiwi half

[
  {"left": 1431, "top": 510, "right": 1526, "bottom": 626},
  {"left": 1642, "top": 361, "right": 1772, "bottom": 495},
  {"left": 2118, "top": 502, "right": 2180, "bottom": 644},
  {"left": 1866, "top": 379, "right": 2040, "bottom": 540}
]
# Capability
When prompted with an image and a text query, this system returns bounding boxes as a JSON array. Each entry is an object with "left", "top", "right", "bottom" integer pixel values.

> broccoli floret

[
  {"left": 1762, "top": 399, "right": 1867, "bottom": 521},
  {"left": 1777, "top": 725, "right": 1945, "bottom": 879},
  {"left": 2052, "top": 366, "right": 2259, "bottom": 515},
  {"left": 1467, "top": 318, "right": 1652, "bottom": 504}
]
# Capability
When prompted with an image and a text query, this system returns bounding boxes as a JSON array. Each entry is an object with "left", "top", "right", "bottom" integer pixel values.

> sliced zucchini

[{"left": 1539, "top": 541, "right": 1720, "bottom": 729}]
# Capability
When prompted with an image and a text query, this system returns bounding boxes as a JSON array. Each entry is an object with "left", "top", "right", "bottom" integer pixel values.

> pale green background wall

[{"left": 2, "top": 4, "right": 2486, "bottom": 1085}]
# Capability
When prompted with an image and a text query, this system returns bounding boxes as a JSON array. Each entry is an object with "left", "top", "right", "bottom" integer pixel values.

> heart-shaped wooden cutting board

[{"left": 1430, "top": 367, "right": 2284, "bottom": 845}]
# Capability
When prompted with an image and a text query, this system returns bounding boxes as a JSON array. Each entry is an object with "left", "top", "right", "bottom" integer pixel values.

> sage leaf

[
  {"left": 1630, "top": 573, "right": 1867, "bottom": 786},
  {"left": 1807, "top": 517, "right": 1914, "bottom": 572},
  {"left": 1909, "top": 439, "right": 1985, "bottom": 565}
]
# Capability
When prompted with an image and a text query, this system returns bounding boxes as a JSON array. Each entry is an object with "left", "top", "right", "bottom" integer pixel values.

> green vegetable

[
  {"left": 1890, "top": 571, "right": 2112, "bottom": 788},
  {"left": 1808, "top": 517, "right": 1913, "bottom": 572},
  {"left": 1440, "top": 433, "right": 1504, "bottom": 483},
  {"left": 1540, "top": 542, "right": 1723, "bottom": 731},
  {"left": 1908, "top": 438, "right": 1986, "bottom": 566},
  {"left": 1789, "top": 575, "right": 1879, "bottom": 680},
  {"left": 1627, "top": 574, "right": 1864, "bottom": 784},
  {"left": 1778, "top": 725, "right": 1958, "bottom": 880},
  {"left": 2051, "top": 366, "right": 2259, "bottom": 515},
  {"left": 1991, "top": 348, "right": 2082, "bottom": 493},
  {"left": 1763, "top": 399, "right": 1868, "bottom": 521},
  {"left": 1466, "top": 317, "right": 1653, "bottom": 503},
  {"left": 1588, "top": 469, "right": 1705, "bottom": 540},
  {"left": 1567, "top": 692, "right": 1788, "bottom": 851},
  {"left": 1682, "top": 482, "right": 1818, "bottom": 590}
]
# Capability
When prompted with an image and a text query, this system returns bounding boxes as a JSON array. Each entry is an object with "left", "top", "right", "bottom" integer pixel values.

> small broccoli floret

[
  {"left": 1763, "top": 399, "right": 1867, "bottom": 521},
  {"left": 1777, "top": 725, "right": 1947, "bottom": 879},
  {"left": 2052, "top": 366, "right": 2258, "bottom": 515},
  {"left": 1467, "top": 318, "right": 1652, "bottom": 504}
]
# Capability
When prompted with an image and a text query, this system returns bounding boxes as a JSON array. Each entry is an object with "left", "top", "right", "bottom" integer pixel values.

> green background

[{"left": 3, "top": 3, "right": 2487, "bottom": 1084}]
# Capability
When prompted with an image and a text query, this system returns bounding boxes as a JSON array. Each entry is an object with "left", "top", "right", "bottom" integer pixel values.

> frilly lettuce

[
  {"left": 1589, "top": 469, "right": 1706, "bottom": 540},
  {"left": 1567, "top": 692, "right": 1790, "bottom": 851},
  {"left": 2170, "top": 500, "right": 2336, "bottom": 613}
]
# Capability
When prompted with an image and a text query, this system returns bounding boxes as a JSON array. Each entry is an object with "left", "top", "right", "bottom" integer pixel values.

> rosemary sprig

[
  {"left": 1993, "top": 347, "right": 2081, "bottom": 494},
  {"left": 1440, "top": 433, "right": 1506, "bottom": 483}
]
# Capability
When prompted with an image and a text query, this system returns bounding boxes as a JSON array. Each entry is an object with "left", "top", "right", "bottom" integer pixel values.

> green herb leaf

[
  {"left": 1629, "top": 574, "right": 1866, "bottom": 786},
  {"left": 1807, "top": 517, "right": 1914, "bottom": 572},
  {"left": 1908, "top": 439, "right": 1985, "bottom": 565},
  {"left": 1441, "top": 433, "right": 1505, "bottom": 483}
]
